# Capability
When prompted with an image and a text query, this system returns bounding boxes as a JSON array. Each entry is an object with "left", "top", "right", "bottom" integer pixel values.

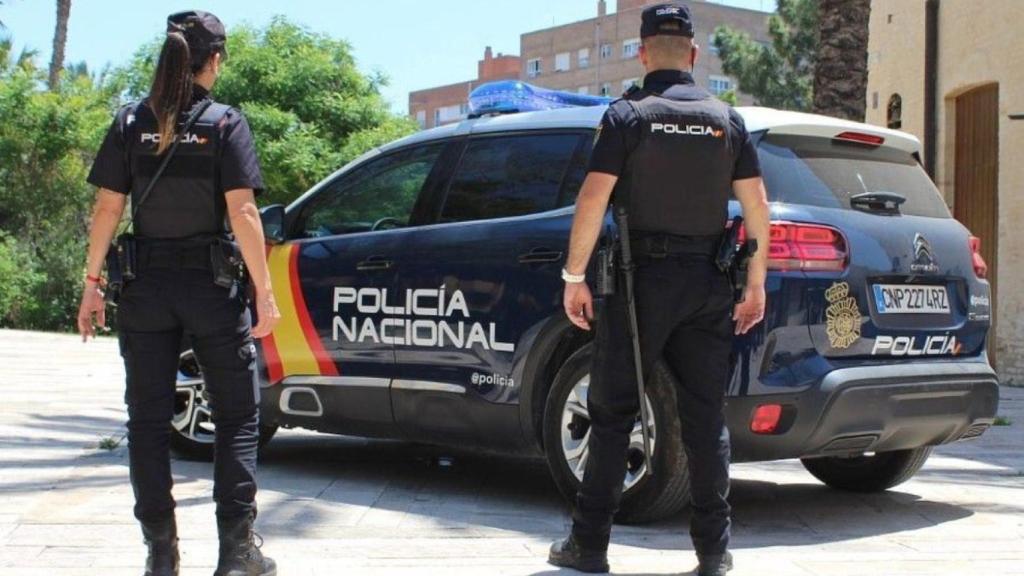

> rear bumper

[{"left": 728, "top": 362, "right": 1000, "bottom": 462}]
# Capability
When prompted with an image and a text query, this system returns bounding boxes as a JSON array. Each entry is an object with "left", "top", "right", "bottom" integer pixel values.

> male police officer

[{"left": 548, "top": 3, "right": 770, "bottom": 575}]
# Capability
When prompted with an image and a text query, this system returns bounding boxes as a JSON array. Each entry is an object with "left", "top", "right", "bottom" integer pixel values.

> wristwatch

[{"left": 561, "top": 268, "right": 586, "bottom": 283}]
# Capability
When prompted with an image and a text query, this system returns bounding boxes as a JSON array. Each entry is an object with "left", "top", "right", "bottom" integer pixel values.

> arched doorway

[{"left": 952, "top": 83, "right": 999, "bottom": 364}]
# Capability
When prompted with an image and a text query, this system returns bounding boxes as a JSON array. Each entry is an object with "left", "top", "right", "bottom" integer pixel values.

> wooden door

[{"left": 953, "top": 83, "right": 999, "bottom": 364}]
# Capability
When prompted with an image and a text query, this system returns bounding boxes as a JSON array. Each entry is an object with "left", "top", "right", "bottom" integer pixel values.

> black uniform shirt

[
  {"left": 87, "top": 84, "right": 264, "bottom": 196},
  {"left": 588, "top": 70, "right": 761, "bottom": 181}
]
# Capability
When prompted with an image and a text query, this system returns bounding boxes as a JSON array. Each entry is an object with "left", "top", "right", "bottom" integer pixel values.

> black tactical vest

[
  {"left": 124, "top": 99, "right": 231, "bottom": 239},
  {"left": 615, "top": 84, "right": 735, "bottom": 237}
]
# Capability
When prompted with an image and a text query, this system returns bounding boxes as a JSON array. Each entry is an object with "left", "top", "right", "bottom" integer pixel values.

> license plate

[{"left": 873, "top": 284, "right": 950, "bottom": 314}]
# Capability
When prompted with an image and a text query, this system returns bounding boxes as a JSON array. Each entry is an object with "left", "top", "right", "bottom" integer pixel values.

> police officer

[
  {"left": 548, "top": 4, "right": 769, "bottom": 575},
  {"left": 77, "top": 11, "right": 280, "bottom": 576}
]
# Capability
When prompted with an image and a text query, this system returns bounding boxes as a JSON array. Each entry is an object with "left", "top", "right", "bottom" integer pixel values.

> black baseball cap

[
  {"left": 640, "top": 3, "right": 695, "bottom": 38},
  {"left": 167, "top": 10, "right": 227, "bottom": 66}
]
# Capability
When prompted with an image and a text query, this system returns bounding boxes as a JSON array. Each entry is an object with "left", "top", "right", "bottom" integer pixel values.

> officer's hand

[
  {"left": 251, "top": 290, "right": 281, "bottom": 339},
  {"left": 733, "top": 284, "right": 766, "bottom": 335},
  {"left": 77, "top": 283, "right": 106, "bottom": 342},
  {"left": 564, "top": 282, "right": 594, "bottom": 331}
]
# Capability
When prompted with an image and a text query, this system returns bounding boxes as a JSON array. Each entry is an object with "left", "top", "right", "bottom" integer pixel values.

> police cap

[
  {"left": 167, "top": 10, "right": 227, "bottom": 67},
  {"left": 640, "top": 3, "right": 695, "bottom": 38}
]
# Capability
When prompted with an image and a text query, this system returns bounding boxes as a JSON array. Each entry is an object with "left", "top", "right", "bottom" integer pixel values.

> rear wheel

[
  {"left": 800, "top": 447, "right": 933, "bottom": 492},
  {"left": 542, "top": 344, "right": 690, "bottom": 524},
  {"left": 171, "top": 349, "right": 277, "bottom": 461}
]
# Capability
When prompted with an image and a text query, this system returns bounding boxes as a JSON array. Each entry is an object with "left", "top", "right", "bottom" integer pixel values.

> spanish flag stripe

[
  {"left": 288, "top": 244, "right": 339, "bottom": 377},
  {"left": 266, "top": 245, "right": 321, "bottom": 376},
  {"left": 261, "top": 331, "right": 285, "bottom": 384}
]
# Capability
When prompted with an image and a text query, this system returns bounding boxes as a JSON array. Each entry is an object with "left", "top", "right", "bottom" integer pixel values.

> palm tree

[
  {"left": 47, "top": 0, "right": 71, "bottom": 90},
  {"left": 813, "top": 0, "right": 871, "bottom": 121}
]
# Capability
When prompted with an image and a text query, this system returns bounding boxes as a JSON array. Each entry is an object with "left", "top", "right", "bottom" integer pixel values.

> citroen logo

[{"left": 911, "top": 233, "right": 939, "bottom": 273}]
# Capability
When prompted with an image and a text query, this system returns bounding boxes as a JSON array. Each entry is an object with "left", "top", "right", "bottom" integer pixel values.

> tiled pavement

[{"left": 0, "top": 329, "right": 1021, "bottom": 575}]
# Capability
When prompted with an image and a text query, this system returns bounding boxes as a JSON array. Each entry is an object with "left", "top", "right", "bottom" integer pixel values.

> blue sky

[{"left": 2, "top": 0, "right": 775, "bottom": 114}]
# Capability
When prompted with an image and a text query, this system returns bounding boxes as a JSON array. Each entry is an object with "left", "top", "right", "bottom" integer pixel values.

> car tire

[
  {"left": 171, "top": 349, "right": 278, "bottom": 461},
  {"left": 800, "top": 447, "right": 933, "bottom": 492},
  {"left": 542, "top": 343, "right": 690, "bottom": 525}
]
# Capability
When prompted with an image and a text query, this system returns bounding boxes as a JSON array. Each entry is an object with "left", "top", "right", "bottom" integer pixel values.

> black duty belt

[
  {"left": 137, "top": 240, "right": 214, "bottom": 271},
  {"left": 630, "top": 232, "right": 721, "bottom": 258}
]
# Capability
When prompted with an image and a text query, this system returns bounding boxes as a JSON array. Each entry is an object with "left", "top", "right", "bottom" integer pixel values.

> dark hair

[{"left": 149, "top": 32, "right": 197, "bottom": 155}]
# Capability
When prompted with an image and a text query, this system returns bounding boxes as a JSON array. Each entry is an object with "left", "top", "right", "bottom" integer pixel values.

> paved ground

[{"left": 0, "top": 329, "right": 1021, "bottom": 576}]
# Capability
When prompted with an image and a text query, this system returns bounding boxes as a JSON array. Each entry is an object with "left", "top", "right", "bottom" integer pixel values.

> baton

[{"left": 613, "top": 206, "right": 654, "bottom": 476}]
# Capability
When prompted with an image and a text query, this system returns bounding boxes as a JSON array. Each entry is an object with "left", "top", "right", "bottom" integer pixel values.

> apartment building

[
  {"left": 520, "top": 0, "right": 770, "bottom": 102},
  {"left": 409, "top": 47, "right": 521, "bottom": 129}
]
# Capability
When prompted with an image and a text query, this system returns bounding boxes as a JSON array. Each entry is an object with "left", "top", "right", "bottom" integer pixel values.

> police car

[{"left": 173, "top": 81, "right": 999, "bottom": 522}]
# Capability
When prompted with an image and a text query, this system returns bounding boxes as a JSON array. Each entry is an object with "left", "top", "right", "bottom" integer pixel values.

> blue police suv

[{"left": 173, "top": 82, "right": 999, "bottom": 522}]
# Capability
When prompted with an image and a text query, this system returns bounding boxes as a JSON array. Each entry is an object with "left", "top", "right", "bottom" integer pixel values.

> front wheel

[
  {"left": 800, "top": 447, "right": 933, "bottom": 492},
  {"left": 171, "top": 349, "right": 277, "bottom": 461},
  {"left": 542, "top": 344, "right": 690, "bottom": 524}
]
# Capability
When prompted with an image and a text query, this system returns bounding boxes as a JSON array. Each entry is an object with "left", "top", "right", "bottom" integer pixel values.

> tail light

[
  {"left": 969, "top": 235, "right": 988, "bottom": 278},
  {"left": 766, "top": 222, "right": 848, "bottom": 271},
  {"left": 834, "top": 131, "right": 885, "bottom": 147}
]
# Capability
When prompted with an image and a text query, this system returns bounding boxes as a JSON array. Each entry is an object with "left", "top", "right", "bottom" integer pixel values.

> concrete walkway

[{"left": 0, "top": 329, "right": 1021, "bottom": 575}]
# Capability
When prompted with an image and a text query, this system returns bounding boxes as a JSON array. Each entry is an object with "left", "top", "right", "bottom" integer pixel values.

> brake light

[
  {"left": 969, "top": 235, "right": 988, "bottom": 278},
  {"left": 766, "top": 222, "right": 848, "bottom": 271},
  {"left": 834, "top": 131, "right": 885, "bottom": 146},
  {"left": 751, "top": 404, "right": 783, "bottom": 435}
]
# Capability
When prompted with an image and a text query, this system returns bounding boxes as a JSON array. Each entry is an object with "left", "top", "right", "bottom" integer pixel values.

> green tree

[
  {"left": 713, "top": 0, "right": 818, "bottom": 111},
  {"left": 0, "top": 38, "right": 121, "bottom": 329},
  {"left": 118, "top": 17, "right": 416, "bottom": 206}
]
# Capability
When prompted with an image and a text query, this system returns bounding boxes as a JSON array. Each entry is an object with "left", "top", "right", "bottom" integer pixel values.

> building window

[
  {"left": 435, "top": 104, "right": 465, "bottom": 125},
  {"left": 555, "top": 52, "right": 571, "bottom": 72},
  {"left": 577, "top": 86, "right": 590, "bottom": 95},
  {"left": 887, "top": 93, "right": 903, "bottom": 129},
  {"left": 600, "top": 82, "right": 612, "bottom": 96},
  {"left": 622, "top": 38, "right": 641, "bottom": 59},
  {"left": 527, "top": 58, "right": 542, "bottom": 78},
  {"left": 600, "top": 43, "right": 613, "bottom": 59},
  {"left": 622, "top": 78, "right": 639, "bottom": 92},
  {"left": 578, "top": 48, "right": 590, "bottom": 69},
  {"left": 459, "top": 103, "right": 470, "bottom": 116},
  {"left": 415, "top": 110, "right": 426, "bottom": 129},
  {"left": 708, "top": 33, "right": 719, "bottom": 55},
  {"left": 709, "top": 75, "right": 733, "bottom": 96}
]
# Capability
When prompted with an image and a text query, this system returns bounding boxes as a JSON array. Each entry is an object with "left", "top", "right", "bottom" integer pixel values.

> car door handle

[
  {"left": 518, "top": 248, "right": 564, "bottom": 265},
  {"left": 356, "top": 256, "right": 393, "bottom": 271}
]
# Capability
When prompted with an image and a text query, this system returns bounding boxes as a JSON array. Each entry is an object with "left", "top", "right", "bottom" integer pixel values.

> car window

[
  {"left": 296, "top": 144, "right": 443, "bottom": 238},
  {"left": 758, "top": 134, "right": 951, "bottom": 218},
  {"left": 440, "top": 133, "right": 580, "bottom": 223}
]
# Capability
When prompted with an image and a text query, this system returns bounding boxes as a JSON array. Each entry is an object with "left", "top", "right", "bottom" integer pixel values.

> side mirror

[{"left": 260, "top": 204, "right": 286, "bottom": 244}]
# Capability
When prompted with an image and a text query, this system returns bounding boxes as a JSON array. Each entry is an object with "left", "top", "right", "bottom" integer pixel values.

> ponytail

[{"left": 149, "top": 31, "right": 194, "bottom": 155}]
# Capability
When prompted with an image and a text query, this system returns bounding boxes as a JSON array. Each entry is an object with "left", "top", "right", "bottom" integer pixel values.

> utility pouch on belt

[
  {"left": 210, "top": 238, "right": 246, "bottom": 289},
  {"left": 104, "top": 233, "right": 137, "bottom": 304}
]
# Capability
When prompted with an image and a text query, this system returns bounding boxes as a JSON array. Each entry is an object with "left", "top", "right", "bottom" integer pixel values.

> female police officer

[{"left": 76, "top": 11, "right": 280, "bottom": 576}]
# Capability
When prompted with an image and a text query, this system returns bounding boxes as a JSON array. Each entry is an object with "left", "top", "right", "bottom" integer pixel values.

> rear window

[
  {"left": 440, "top": 133, "right": 581, "bottom": 223},
  {"left": 757, "top": 134, "right": 951, "bottom": 218}
]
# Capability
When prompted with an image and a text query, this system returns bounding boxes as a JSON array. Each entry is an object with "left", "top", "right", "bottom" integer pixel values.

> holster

[
  {"left": 210, "top": 237, "right": 247, "bottom": 290},
  {"left": 594, "top": 246, "right": 617, "bottom": 296},
  {"left": 104, "top": 233, "right": 137, "bottom": 304}
]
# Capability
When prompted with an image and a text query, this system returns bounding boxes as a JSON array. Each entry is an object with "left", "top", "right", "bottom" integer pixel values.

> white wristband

[{"left": 562, "top": 268, "right": 586, "bottom": 283}]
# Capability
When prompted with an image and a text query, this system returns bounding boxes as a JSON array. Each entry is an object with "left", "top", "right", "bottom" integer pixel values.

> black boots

[
  {"left": 141, "top": 518, "right": 179, "bottom": 576},
  {"left": 214, "top": 513, "right": 277, "bottom": 576},
  {"left": 697, "top": 551, "right": 734, "bottom": 576},
  {"left": 547, "top": 536, "right": 610, "bottom": 573}
]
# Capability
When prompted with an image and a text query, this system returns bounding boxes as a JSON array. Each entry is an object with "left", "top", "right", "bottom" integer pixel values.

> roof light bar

[{"left": 468, "top": 80, "right": 612, "bottom": 118}]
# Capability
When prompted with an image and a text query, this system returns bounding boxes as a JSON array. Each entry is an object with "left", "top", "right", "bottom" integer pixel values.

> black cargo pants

[
  {"left": 572, "top": 247, "right": 735, "bottom": 556},
  {"left": 117, "top": 244, "right": 259, "bottom": 522}
]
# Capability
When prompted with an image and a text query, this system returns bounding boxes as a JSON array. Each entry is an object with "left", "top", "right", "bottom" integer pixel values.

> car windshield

[{"left": 757, "top": 134, "right": 951, "bottom": 218}]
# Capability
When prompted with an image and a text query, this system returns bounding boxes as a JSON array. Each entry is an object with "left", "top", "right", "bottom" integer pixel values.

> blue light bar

[{"left": 468, "top": 80, "right": 613, "bottom": 117}]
